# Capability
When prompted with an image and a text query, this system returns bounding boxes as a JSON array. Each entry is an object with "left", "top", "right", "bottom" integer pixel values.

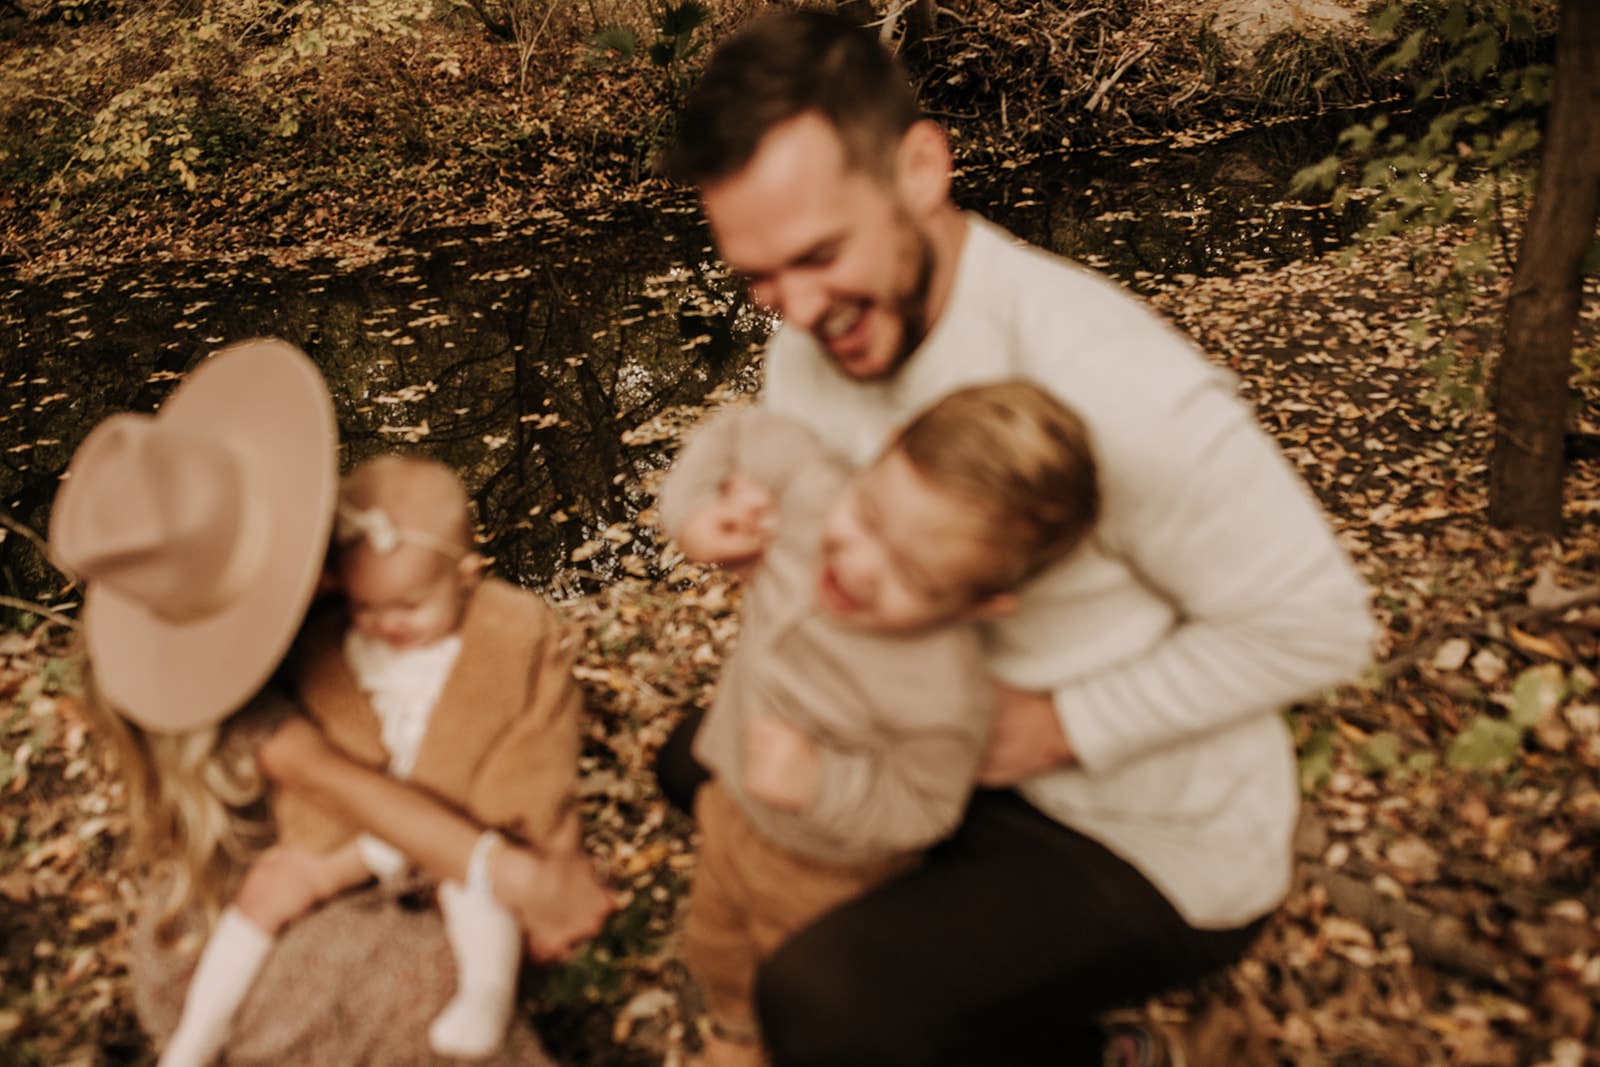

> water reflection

[
  {"left": 961, "top": 117, "right": 1359, "bottom": 286},
  {"left": 0, "top": 120, "right": 1357, "bottom": 611},
  {"left": 0, "top": 201, "right": 769, "bottom": 608}
]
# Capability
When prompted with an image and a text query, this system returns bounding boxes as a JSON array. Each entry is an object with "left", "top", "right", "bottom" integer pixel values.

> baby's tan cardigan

[{"left": 275, "top": 578, "right": 581, "bottom": 854}]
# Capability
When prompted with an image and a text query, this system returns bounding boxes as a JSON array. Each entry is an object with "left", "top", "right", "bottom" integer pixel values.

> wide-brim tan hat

[{"left": 49, "top": 338, "right": 338, "bottom": 733}]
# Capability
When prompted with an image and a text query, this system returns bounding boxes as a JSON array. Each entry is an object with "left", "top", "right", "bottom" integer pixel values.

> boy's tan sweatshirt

[{"left": 657, "top": 407, "right": 992, "bottom": 867}]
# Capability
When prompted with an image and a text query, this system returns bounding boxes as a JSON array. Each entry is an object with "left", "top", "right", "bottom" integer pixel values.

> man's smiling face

[{"left": 700, "top": 112, "right": 937, "bottom": 382}]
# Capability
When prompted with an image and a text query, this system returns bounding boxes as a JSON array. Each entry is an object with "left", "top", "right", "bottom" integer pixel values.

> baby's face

[
  {"left": 816, "top": 450, "right": 1008, "bottom": 633},
  {"left": 341, "top": 545, "right": 471, "bottom": 649}
]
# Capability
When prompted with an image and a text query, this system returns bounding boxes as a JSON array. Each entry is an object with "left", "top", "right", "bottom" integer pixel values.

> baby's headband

[{"left": 335, "top": 502, "right": 464, "bottom": 560}]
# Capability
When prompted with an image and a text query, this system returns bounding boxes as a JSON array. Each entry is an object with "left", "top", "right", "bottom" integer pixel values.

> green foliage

[
  {"left": 582, "top": 0, "right": 708, "bottom": 169},
  {"left": 43, "top": 0, "right": 432, "bottom": 194},
  {"left": 645, "top": 0, "right": 708, "bottom": 76},
  {"left": 590, "top": 24, "right": 639, "bottom": 61},
  {"left": 591, "top": 1, "right": 708, "bottom": 104},
  {"left": 1446, "top": 714, "right": 1523, "bottom": 769},
  {"left": 1446, "top": 662, "right": 1568, "bottom": 771},
  {"left": 1298, "top": 721, "right": 1336, "bottom": 794},
  {"left": 1292, "top": 0, "right": 1556, "bottom": 412},
  {"left": 12, "top": 655, "right": 81, "bottom": 712},
  {"left": 536, "top": 888, "right": 661, "bottom": 1006},
  {"left": 37, "top": 655, "right": 82, "bottom": 696},
  {"left": 1506, "top": 661, "right": 1566, "bottom": 727},
  {"left": 1356, "top": 729, "right": 1403, "bottom": 774}
]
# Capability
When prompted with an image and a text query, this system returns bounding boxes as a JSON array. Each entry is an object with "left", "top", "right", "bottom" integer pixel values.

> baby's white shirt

[{"left": 342, "top": 629, "right": 464, "bottom": 779}]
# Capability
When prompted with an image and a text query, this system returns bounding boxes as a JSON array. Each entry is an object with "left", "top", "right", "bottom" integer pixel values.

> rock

[{"left": 1204, "top": 0, "right": 1363, "bottom": 64}]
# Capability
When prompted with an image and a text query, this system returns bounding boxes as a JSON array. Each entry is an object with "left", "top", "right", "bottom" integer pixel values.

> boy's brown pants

[{"left": 683, "top": 780, "right": 912, "bottom": 1038}]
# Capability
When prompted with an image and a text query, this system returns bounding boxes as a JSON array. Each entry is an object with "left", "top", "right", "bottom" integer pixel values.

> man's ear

[
  {"left": 894, "top": 119, "right": 952, "bottom": 216},
  {"left": 457, "top": 552, "right": 486, "bottom": 584},
  {"left": 967, "top": 591, "right": 1020, "bottom": 622}
]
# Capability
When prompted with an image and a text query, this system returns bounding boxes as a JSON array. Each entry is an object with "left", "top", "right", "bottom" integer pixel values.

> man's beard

[
  {"left": 881, "top": 225, "right": 935, "bottom": 379},
  {"left": 816, "top": 215, "right": 936, "bottom": 382}
]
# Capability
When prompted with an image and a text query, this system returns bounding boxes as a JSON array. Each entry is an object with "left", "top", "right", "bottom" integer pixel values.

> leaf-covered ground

[
  {"left": 0, "top": 0, "right": 1405, "bottom": 283},
  {"left": 5, "top": 224, "right": 1600, "bottom": 1066}
]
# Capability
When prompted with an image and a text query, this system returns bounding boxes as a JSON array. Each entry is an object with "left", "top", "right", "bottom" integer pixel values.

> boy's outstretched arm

[{"left": 256, "top": 717, "right": 613, "bottom": 961}]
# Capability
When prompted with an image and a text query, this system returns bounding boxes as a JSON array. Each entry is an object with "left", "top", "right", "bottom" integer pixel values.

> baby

[
  {"left": 656, "top": 381, "right": 1100, "bottom": 1066},
  {"left": 160, "top": 454, "right": 589, "bottom": 1066}
]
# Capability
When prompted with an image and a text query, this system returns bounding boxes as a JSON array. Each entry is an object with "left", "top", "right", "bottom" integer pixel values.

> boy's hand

[
  {"left": 492, "top": 814, "right": 615, "bottom": 963},
  {"left": 677, "top": 473, "right": 777, "bottom": 575},
  {"left": 742, "top": 715, "right": 820, "bottom": 813}
]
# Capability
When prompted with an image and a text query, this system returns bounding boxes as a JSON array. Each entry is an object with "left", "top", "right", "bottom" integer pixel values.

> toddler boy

[{"left": 657, "top": 381, "right": 1099, "bottom": 1066}]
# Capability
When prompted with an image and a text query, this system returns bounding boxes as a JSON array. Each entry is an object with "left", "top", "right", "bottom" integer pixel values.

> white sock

[
  {"left": 158, "top": 908, "right": 273, "bottom": 1067},
  {"left": 427, "top": 880, "right": 522, "bottom": 1060}
]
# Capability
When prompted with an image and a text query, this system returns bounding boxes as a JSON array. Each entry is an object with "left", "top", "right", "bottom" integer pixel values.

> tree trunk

[{"left": 1488, "top": 0, "right": 1600, "bottom": 533}]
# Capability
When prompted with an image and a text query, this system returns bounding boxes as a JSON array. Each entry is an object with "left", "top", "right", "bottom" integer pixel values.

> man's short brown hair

[
  {"left": 662, "top": 7, "right": 922, "bottom": 185},
  {"left": 894, "top": 381, "right": 1100, "bottom": 593}
]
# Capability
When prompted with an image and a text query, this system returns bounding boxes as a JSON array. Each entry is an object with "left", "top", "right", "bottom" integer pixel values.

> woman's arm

[{"left": 255, "top": 716, "right": 613, "bottom": 960}]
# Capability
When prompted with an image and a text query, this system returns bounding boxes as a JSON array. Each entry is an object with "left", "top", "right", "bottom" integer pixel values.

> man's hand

[
  {"left": 978, "top": 682, "right": 1077, "bottom": 786},
  {"left": 492, "top": 814, "right": 615, "bottom": 963},
  {"left": 742, "top": 715, "right": 820, "bottom": 813},
  {"left": 677, "top": 473, "right": 777, "bottom": 575}
]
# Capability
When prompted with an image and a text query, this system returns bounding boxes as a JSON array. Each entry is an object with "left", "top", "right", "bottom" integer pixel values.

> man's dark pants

[{"left": 655, "top": 709, "right": 1268, "bottom": 1066}]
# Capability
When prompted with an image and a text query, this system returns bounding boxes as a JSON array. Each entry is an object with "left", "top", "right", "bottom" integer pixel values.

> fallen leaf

[{"left": 1433, "top": 637, "right": 1471, "bottom": 671}]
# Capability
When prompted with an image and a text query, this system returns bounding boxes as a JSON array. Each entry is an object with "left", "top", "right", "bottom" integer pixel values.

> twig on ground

[
  {"left": 0, "top": 595, "right": 77, "bottom": 630},
  {"left": 1086, "top": 42, "right": 1155, "bottom": 112},
  {"left": 1303, "top": 863, "right": 1520, "bottom": 990}
]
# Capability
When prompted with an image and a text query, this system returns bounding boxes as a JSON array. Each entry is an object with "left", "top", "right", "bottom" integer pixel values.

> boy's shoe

[{"left": 1103, "top": 1022, "right": 1188, "bottom": 1067}]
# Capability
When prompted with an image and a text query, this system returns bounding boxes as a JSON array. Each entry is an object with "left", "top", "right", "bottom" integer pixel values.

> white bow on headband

[{"left": 336, "top": 503, "right": 464, "bottom": 559}]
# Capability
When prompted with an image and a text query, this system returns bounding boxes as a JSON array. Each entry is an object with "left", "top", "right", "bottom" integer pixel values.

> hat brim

[{"left": 83, "top": 339, "right": 338, "bottom": 733}]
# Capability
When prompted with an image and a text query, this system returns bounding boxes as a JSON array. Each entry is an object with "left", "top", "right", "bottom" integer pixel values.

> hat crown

[{"left": 52, "top": 415, "right": 269, "bottom": 623}]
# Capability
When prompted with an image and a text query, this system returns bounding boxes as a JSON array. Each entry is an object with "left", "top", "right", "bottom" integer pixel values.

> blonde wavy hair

[{"left": 86, "top": 666, "right": 272, "bottom": 944}]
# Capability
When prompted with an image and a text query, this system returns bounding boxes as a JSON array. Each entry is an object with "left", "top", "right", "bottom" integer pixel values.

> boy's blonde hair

[{"left": 894, "top": 381, "right": 1099, "bottom": 594}]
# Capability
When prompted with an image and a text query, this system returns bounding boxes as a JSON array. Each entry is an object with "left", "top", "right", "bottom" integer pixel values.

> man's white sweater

[{"left": 763, "top": 215, "right": 1375, "bottom": 928}]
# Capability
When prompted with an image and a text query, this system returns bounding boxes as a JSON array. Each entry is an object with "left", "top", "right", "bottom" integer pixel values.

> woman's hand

[
  {"left": 977, "top": 682, "right": 1077, "bottom": 786},
  {"left": 491, "top": 813, "right": 615, "bottom": 963}
]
